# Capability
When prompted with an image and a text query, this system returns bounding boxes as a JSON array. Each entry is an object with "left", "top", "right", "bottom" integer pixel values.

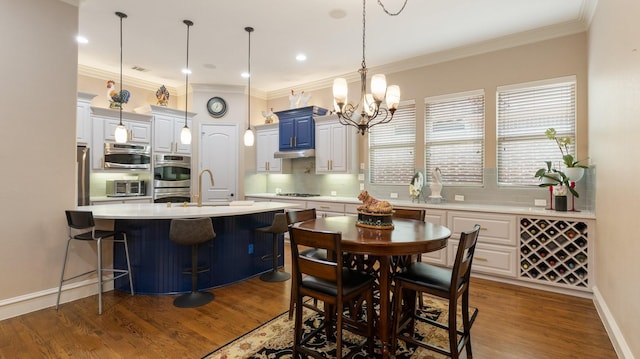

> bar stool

[
  {"left": 169, "top": 217, "right": 216, "bottom": 308},
  {"left": 256, "top": 212, "right": 290, "bottom": 282},
  {"left": 56, "top": 210, "right": 134, "bottom": 315}
]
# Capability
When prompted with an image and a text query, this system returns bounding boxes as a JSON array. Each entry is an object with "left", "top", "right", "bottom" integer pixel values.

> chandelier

[{"left": 332, "top": 0, "right": 404, "bottom": 136}]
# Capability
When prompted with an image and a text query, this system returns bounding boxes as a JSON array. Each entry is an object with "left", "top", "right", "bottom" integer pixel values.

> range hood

[{"left": 273, "top": 149, "right": 315, "bottom": 159}]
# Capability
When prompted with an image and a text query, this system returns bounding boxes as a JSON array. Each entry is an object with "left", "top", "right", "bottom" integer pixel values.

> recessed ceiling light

[
  {"left": 296, "top": 53, "right": 307, "bottom": 61},
  {"left": 241, "top": 72, "right": 250, "bottom": 78},
  {"left": 182, "top": 68, "right": 192, "bottom": 74},
  {"left": 76, "top": 35, "right": 88, "bottom": 44}
]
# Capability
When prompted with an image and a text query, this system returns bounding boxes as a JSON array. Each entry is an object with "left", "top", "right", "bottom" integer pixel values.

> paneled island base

[{"left": 84, "top": 202, "right": 302, "bottom": 295}]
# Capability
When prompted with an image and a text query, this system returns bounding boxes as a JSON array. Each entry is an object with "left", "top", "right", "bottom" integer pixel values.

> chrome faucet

[{"left": 196, "top": 169, "right": 215, "bottom": 207}]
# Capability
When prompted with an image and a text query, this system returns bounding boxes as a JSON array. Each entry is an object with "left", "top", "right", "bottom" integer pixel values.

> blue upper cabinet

[{"left": 275, "top": 106, "right": 328, "bottom": 151}]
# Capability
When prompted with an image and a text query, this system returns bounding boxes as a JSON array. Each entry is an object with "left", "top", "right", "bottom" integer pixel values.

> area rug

[{"left": 203, "top": 295, "right": 474, "bottom": 359}]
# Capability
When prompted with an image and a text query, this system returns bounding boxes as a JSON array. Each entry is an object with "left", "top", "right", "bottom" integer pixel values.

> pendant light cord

[
  {"left": 184, "top": 20, "right": 193, "bottom": 128},
  {"left": 245, "top": 27, "right": 254, "bottom": 131},
  {"left": 116, "top": 12, "right": 127, "bottom": 126}
]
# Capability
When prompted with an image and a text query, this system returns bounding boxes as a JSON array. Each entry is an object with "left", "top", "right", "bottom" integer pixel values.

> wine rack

[{"left": 519, "top": 217, "right": 589, "bottom": 289}]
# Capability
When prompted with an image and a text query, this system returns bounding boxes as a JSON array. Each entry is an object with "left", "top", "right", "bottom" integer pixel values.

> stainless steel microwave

[
  {"left": 106, "top": 180, "right": 146, "bottom": 197},
  {"left": 103, "top": 143, "right": 151, "bottom": 170}
]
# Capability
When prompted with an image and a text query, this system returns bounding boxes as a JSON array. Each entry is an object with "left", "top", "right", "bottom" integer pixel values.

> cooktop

[{"left": 276, "top": 193, "right": 321, "bottom": 197}]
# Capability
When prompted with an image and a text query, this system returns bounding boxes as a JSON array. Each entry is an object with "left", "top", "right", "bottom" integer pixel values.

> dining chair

[
  {"left": 391, "top": 224, "right": 481, "bottom": 359},
  {"left": 392, "top": 207, "right": 427, "bottom": 306},
  {"left": 286, "top": 208, "right": 326, "bottom": 319},
  {"left": 289, "top": 226, "right": 375, "bottom": 359},
  {"left": 57, "top": 210, "right": 134, "bottom": 315},
  {"left": 169, "top": 217, "right": 216, "bottom": 308}
]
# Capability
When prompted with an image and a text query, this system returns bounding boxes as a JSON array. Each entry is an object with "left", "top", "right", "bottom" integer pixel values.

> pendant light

[
  {"left": 243, "top": 26, "right": 255, "bottom": 147},
  {"left": 114, "top": 12, "right": 128, "bottom": 143},
  {"left": 180, "top": 20, "right": 194, "bottom": 145}
]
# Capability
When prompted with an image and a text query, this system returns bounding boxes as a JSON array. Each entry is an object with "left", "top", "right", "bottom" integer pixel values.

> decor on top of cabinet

[
  {"left": 288, "top": 90, "right": 312, "bottom": 109},
  {"left": 261, "top": 108, "right": 278, "bottom": 124},
  {"left": 107, "top": 80, "right": 130, "bottom": 109},
  {"left": 155, "top": 85, "right": 170, "bottom": 106},
  {"left": 356, "top": 190, "right": 394, "bottom": 229}
]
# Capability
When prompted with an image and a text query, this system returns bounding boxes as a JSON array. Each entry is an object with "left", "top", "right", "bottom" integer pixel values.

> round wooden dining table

[{"left": 294, "top": 215, "right": 451, "bottom": 359}]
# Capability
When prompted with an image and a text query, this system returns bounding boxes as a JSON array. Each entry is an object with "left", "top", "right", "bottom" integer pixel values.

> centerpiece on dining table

[{"left": 356, "top": 190, "right": 394, "bottom": 229}]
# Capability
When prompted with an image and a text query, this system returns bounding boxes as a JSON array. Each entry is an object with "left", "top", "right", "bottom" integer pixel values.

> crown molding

[
  {"left": 59, "top": 0, "right": 80, "bottom": 7},
  {"left": 78, "top": 64, "right": 181, "bottom": 94},
  {"left": 266, "top": 20, "right": 588, "bottom": 99}
]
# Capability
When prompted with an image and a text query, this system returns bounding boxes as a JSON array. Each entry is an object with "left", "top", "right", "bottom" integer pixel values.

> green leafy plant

[
  {"left": 545, "top": 128, "right": 587, "bottom": 168},
  {"left": 535, "top": 161, "right": 579, "bottom": 197}
]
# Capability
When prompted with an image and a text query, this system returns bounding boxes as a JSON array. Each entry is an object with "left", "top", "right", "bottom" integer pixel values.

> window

[
  {"left": 369, "top": 100, "right": 416, "bottom": 184},
  {"left": 424, "top": 90, "right": 485, "bottom": 185},
  {"left": 497, "top": 76, "right": 577, "bottom": 185}
]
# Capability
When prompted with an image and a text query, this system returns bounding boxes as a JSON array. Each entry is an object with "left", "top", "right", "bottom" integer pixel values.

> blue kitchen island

[{"left": 85, "top": 201, "right": 301, "bottom": 295}]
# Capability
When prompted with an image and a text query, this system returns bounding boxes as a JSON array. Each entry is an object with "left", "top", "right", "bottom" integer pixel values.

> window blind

[
  {"left": 424, "top": 90, "right": 484, "bottom": 185},
  {"left": 496, "top": 76, "right": 576, "bottom": 185},
  {"left": 369, "top": 100, "right": 416, "bottom": 184}
]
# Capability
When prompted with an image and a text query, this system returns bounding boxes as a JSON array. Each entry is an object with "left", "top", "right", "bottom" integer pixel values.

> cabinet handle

[
  {"left": 475, "top": 257, "right": 488, "bottom": 262},
  {"left": 266, "top": 162, "right": 270, "bottom": 171},
  {"left": 294, "top": 137, "right": 297, "bottom": 147},
  {"left": 290, "top": 137, "right": 293, "bottom": 147},
  {"left": 480, "top": 227, "right": 488, "bottom": 231},
  {"left": 327, "top": 160, "right": 331, "bottom": 170}
]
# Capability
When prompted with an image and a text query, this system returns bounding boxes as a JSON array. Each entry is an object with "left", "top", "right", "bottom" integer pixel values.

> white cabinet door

[
  {"left": 153, "top": 115, "right": 175, "bottom": 152},
  {"left": 256, "top": 126, "right": 282, "bottom": 173},
  {"left": 76, "top": 93, "right": 96, "bottom": 145},
  {"left": 153, "top": 114, "right": 191, "bottom": 154},
  {"left": 315, "top": 115, "right": 356, "bottom": 173},
  {"left": 104, "top": 119, "right": 151, "bottom": 144},
  {"left": 422, "top": 209, "right": 448, "bottom": 266}
]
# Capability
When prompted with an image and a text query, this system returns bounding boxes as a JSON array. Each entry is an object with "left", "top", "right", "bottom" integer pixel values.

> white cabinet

[
  {"left": 90, "top": 107, "right": 152, "bottom": 170},
  {"left": 103, "top": 118, "right": 151, "bottom": 144},
  {"left": 77, "top": 92, "right": 97, "bottom": 145},
  {"left": 421, "top": 209, "right": 448, "bottom": 265},
  {"left": 136, "top": 105, "right": 194, "bottom": 155},
  {"left": 315, "top": 115, "right": 357, "bottom": 173},
  {"left": 255, "top": 124, "right": 289, "bottom": 173},
  {"left": 306, "top": 201, "right": 345, "bottom": 218},
  {"left": 446, "top": 211, "right": 517, "bottom": 277}
]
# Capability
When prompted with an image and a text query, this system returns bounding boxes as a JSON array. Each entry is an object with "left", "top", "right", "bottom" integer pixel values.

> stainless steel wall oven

[
  {"left": 103, "top": 143, "right": 151, "bottom": 170},
  {"left": 153, "top": 154, "right": 191, "bottom": 202}
]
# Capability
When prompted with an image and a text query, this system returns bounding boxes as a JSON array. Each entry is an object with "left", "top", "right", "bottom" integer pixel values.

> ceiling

[{"left": 77, "top": 0, "right": 593, "bottom": 96}]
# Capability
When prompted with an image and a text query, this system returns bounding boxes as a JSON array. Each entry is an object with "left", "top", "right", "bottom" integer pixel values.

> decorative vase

[
  {"left": 564, "top": 167, "right": 585, "bottom": 182},
  {"left": 555, "top": 196, "right": 568, "bottom": 211}
]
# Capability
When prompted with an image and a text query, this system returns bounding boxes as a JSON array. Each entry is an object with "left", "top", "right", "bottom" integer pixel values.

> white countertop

[
  {"left": 245, "top": 193, "right": 596, "bottom": 219},
  {"left": 80, "top": 201, "right": 303, "bottom": 220}
]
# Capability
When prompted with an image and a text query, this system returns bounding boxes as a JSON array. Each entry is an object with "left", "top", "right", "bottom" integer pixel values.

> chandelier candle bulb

[{"left": 371, "top": 74, "right": 387, "bottom": 101}]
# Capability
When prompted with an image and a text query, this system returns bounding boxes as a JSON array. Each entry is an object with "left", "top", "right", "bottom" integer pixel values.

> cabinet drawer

[
  {"left": 306, "top": 201, "right": 345, "bottom": 213},
  {"left": 345, "top": 204, "right": 360, "bottom": 214},
  {"left": 448, "top": 211, "right": 516, "bottom": 246},
  {"left": 448, "top": 240, "right": 517, "bottom": 277}
]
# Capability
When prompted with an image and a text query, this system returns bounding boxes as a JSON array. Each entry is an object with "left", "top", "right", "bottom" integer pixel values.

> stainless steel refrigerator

[{"left": 77, "top": 146, "right": 90, "bottom": 206}]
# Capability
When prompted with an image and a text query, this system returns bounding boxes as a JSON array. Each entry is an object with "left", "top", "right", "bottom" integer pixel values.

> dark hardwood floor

[{"left": 0, "top": 244, "right": 616, "bottom": 358}]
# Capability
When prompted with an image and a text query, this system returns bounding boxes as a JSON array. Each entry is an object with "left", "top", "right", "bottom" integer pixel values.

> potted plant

[{"left": 545, "top": 128, "right": 588, "bottom": 181}]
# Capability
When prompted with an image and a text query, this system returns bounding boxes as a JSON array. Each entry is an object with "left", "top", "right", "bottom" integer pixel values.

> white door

[{"left": 200, "top": 123, "right": 238, "bottom": 203}]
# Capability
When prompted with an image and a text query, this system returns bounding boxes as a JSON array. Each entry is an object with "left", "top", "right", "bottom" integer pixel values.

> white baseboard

[
  {"left": 0, "top": 279, "right": 113, "bottom": 321},
  {"left": 592, "top": 285, "right": 635, "bottom": 359}
]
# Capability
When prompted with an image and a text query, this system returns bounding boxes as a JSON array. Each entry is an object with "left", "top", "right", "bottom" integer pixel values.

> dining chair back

[
  {"left": 286, "top": 208, "right": 326, "bottom": 319},
  {"left": 391, "top": 224, "right": 481, "bottom": 359},
  {"left": 392, "top": 207, "right": 426, "bottom": 221},
  {"left": 289, "top": 226, "right": 375, "bottom": 358}
]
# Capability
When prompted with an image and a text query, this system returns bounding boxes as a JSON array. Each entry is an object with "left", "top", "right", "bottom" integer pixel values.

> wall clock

[{"left": 206, "top": 96, "right": 227, "bottom": 118}]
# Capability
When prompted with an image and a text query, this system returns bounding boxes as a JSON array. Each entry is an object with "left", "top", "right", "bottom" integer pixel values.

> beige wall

[
  {"left": 267, "top": 33, "right": 589, "bottom": 171},
  {"left": 0, "top": 0, "right": 78, "bottom": 299},
  {"left": 588, "top": 1, "right": 640, "bottom": 357}
]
